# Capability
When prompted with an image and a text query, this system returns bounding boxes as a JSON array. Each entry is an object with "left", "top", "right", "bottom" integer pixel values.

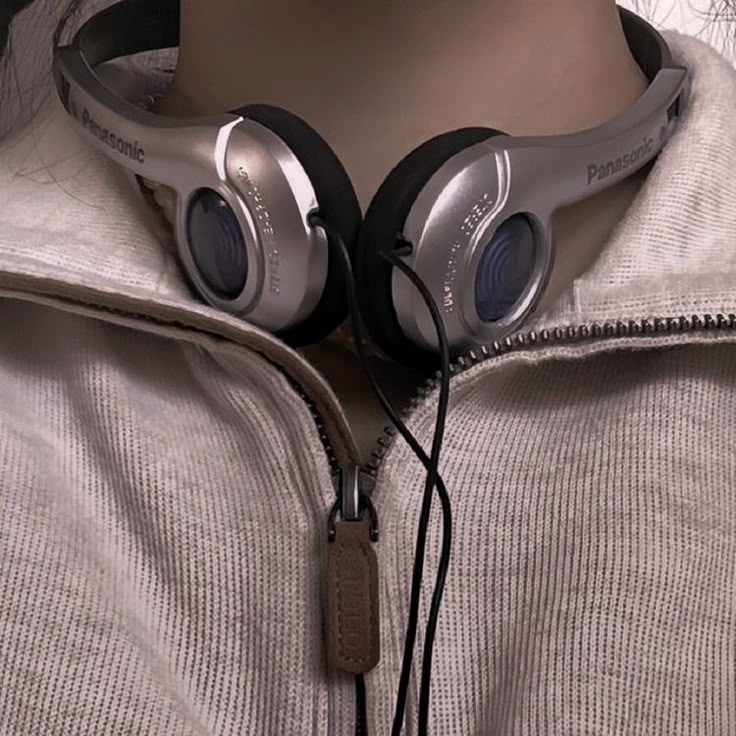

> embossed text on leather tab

[{"left": 326, "top": 518, "right": 380, "bottom": 674}]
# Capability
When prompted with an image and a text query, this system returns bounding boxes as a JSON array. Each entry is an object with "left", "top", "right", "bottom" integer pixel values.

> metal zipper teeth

[
  {"left": 25, "top": 293, "right": 735, "bottom": 490},
  {"left": 361, "top": 312, "right": 736, "bottom": 481},
  {"left": 284, "top": 374, "right": 342, "bottom": 476}
]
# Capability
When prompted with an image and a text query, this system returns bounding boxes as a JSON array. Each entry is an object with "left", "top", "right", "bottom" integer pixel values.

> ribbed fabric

[
  {"left": 1, "top": 25, "right": 736, "bottom": 736},
  {"left": 372, "top": 340, "right": 736, "bottom": 734},
  {"left": 0, "top": 299, "right": 346, "bottom": 734}
]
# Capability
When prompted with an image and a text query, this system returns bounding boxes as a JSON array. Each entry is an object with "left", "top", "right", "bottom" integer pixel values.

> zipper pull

[{"left": 325, "top": 466, "right": 380, "bottom": 674}]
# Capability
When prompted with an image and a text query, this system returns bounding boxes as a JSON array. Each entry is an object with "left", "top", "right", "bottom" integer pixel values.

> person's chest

[{"left": 1, "top": 295, "right": 735, "bottom": 734}]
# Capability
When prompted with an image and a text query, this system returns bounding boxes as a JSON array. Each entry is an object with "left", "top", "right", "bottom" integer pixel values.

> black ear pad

[
  {"left": 232, "top": 104, "right": 362, "bottom": 347},
  {"left": 355, "top": 127, "right": 508, "bottom": 371}
]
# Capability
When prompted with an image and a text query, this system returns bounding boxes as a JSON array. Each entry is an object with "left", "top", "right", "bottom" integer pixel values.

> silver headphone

[{"left": 53, "top": 0, "right": 690, "bottom": 367}]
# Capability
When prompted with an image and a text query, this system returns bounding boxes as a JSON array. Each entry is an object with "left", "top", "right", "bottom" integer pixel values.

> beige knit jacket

[{"left": 1, "top": 29, "right": 736, "bottom": 735}]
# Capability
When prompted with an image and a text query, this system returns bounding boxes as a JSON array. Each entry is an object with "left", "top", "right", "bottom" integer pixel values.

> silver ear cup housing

[
  {"left": 174, "top": 118, "right": 329, "bottom": 334},
  {"left": 393, "top": 140, "right": 555, "bottom": 354},
  {"left": 395, "top": 54, "right": 689, "bottom": 356}
]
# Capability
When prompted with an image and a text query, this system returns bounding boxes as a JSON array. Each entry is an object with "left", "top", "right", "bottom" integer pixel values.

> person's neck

[{"left": 155, "top": 0, "right": 651, "bottom": 308}]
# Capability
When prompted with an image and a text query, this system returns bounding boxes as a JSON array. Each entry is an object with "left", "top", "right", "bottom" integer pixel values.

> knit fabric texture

[{"left": 1, "top": 29, "right": 736, "bottom": 735}]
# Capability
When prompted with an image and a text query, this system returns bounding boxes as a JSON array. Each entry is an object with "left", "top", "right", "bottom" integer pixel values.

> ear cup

[
  {"left": 232, "top": 104, "right": 362, "bottom": 347},
  {"left": 355, "top": 127, "right": 507, "bottom": 369}
]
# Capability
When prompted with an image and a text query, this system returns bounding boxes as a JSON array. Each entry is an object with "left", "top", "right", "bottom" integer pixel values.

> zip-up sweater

[{"left": 1, "top": 28, "right": 735, "bottom": 735}]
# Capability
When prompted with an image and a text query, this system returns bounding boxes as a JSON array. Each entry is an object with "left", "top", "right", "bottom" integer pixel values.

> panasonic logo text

[
  {"left": 586, "top": 136, "right": 654, "bottom": 186},
  {"left": 81, "top": 108, "right": 146, "bottom": 164}
]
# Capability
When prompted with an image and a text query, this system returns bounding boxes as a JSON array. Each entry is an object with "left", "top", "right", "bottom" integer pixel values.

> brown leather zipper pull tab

[{"left": 325, "top": 467, "right": 380, "bottom": 675}]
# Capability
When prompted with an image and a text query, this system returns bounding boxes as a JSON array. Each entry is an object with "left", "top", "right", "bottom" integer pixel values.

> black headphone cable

[{"left": 309, "top": 213, "right": 453, "bottom": 736}]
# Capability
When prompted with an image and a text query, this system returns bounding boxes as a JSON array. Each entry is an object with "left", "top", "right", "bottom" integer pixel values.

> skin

[
  {"left": 155, "top": 0, "right": 650, "bottom": 308},
  {"left": 152, "top": 0, "right": 652, "bottom": 454}
]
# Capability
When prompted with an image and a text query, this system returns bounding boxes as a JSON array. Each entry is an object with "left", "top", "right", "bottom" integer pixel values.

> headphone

[{"left": 52, "top": 0, "right": 690, "bottom": 369}]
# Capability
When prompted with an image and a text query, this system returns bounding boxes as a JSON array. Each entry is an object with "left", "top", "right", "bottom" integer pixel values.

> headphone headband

[
  {"left": 67, "top": 1, "right": 670, "bottom": 79},
  {"left": 52, "top": 2, "right": 688, "bottom": 185},
  {"left": 71, "top": 0, "right": 179, "bottom": 67}
]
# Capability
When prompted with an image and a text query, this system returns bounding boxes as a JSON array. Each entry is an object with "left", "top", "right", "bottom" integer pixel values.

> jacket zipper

[
  {"left": 83, "top": 300, "right": 730, "bottom": 736},
  {"left": 308, "top": 311, "right": 736, "bottom": 734},
  {"left": 297, "top": 311, "right": 736, "bottom": 504},
  {"left": 9, "top": 285, "right": 729, "bottom": 732}
]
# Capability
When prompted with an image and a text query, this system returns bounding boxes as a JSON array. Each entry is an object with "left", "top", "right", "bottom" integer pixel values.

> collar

[{"left": 538, "top": 31, "right": 736, "bottom": 330}]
